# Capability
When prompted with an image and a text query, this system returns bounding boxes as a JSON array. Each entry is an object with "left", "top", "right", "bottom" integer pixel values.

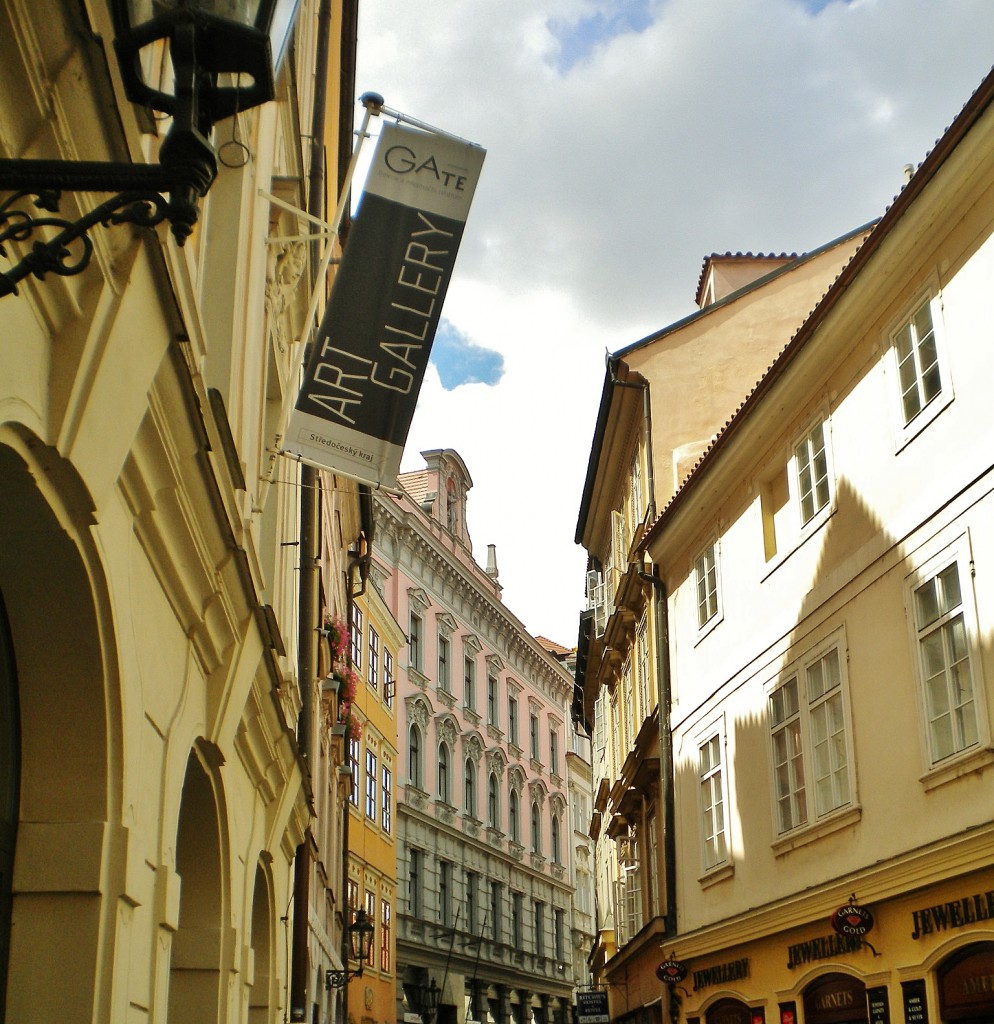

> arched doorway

[
  {"left": 938, "top": 941, "right": 994, "bottom": 1023},
  {"left": 705, "top": 997, "right": 755, "bottom": 1024},
  {"left": 0, "top": 439, "right": 115, "bottom": 1021},
  {"left": 170, "top": 749, "right": 224, "bottom": 1022},
  {"left": 0, "top": 592, "right": 19, "bottom": 1024},
  {"left": 248, "top": 863, "right": 274, "bottom": 1023},
  {"left": 803, "top": 973, "right": 868, "bottom": 1024}
]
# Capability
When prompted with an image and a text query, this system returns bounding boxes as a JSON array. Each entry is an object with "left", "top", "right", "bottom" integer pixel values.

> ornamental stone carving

[
  {"left": 438, "top": 716, "right": 458, "bottom": 747},
  {"left": 463, "top": 732, "right": 484, "bottom": 764},
  {"left": 406, "top": 696, "right": 431, "bottom": 730}
]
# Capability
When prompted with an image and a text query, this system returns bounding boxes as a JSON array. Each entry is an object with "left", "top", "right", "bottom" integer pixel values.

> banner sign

[{"left": 285, "top": 121, "right": 486, "bottom": 486}]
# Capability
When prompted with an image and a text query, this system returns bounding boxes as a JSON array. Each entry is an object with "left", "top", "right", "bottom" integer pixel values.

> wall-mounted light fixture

[
  {"left": 0, "top": 0, "right": 300, "bottom": 297},
  {"left": 408, "top": 977, "right": 440, "bottom": 1024},
  {"left": 325, "top": 908, "right": 375, "bottom": 989}
]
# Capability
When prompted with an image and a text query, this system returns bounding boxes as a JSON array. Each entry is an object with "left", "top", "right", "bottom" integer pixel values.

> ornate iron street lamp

[
  {"left": 0, "top": 0, "right": 300, "bottom": 297},
  {"left": 325, "top": 908, "right": 375, "bottom": 989},
  {"left": 409, "top": 977, "right": 440, "bottom": 1024}
]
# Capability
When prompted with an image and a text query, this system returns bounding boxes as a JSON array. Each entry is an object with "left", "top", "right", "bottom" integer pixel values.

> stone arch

[
  {"left": 170, "top": 744, "right": 228, "bottom": 1023},
  {"left": 0, "top": 435, "right": 122, "bottom": 1022},
  {"left": 248, "top": 860, "right": 275, "bottom": 1024}
]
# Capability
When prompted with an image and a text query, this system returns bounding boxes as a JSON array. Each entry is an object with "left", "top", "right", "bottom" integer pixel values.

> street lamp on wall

[
  {"left": 0, "top": 0, "right": 300, "bottom": 297},
  {"left": 409, "top": 977, "right": 440, "bottom": 1024},
  {"left": 324, "top": 908, "right": 375, "bottom": 989}
]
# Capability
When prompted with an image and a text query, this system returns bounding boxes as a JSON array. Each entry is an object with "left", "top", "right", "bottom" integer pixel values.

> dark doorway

[
  {"left": 938, "top": 941, "right": 994, "bottom": 1023},
  {"left": 803, "top": 973, "right": 868, "bottom": 1024},
  {"left": 0, "top": 591, "right": 19, "bottom": 1024}
]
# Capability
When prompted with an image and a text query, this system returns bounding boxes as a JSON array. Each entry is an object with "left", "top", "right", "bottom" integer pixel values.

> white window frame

[
  {"left": 693, "top": 536, "right": 723, "bottom": 639},
  {"left": 905, "top": 535, "right": 990, "bottom": 783},
  {"left": 766, "top": 629, "right": 859, "bottom": 850},
  {"left": 793, "top": 416, "right": 834, "bottom": 529},
  {"left": 695, "top": 716, "right": 732, "bottom": 879},
  {"left": 888, "top": 286, "right": 953, "bottom": 451},
  {"left": 761, "top": 410, "right": 837, "bottom": 574}
]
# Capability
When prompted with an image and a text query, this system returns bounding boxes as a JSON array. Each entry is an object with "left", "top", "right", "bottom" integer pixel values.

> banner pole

[
  {"left": 262, "top": 93, "right": 384, "bottom": 491},
  {"left": 374, "top": 103, "right": 480, "bottom": 149}
]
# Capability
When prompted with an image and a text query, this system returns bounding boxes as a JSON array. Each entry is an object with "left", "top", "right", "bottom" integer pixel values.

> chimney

[{"left": 485, "top": 543, "right": 499, "bottom": 581}]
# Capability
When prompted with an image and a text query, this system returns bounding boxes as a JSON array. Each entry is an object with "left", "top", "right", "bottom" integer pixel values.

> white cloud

[{"left": 356, "top": 0, "right": 994, "bottom": 644}]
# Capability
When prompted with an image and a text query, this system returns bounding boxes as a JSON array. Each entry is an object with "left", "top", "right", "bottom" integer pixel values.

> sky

[{"left": 352, "top": 0, "right": 994, "bottom": 648}]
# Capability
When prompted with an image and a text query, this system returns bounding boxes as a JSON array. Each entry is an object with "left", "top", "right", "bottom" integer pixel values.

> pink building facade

[{"left": 370, "top": 450, "right": 580, "bottom": 1024}]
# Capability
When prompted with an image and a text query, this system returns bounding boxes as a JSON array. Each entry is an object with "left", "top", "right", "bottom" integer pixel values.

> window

[
  {"left": 409, "top": 724, "right": 422, "bottom": 790},
  {"left": 364, "top": 889, "right": 376, "bottom": 967},
  {"left": 630, "top": 448, "right": 643, "bottom": 529},
  {"left": 550, "top": 728, "right": 559, "bottom": 776},
  {"left": 554, "top": 908, "right": 565, "bottom": 961},
  {"left": 349, "top": 736, "right": 360, "bottom": 807},
  {"left": 464, "top": 655, "right": 476, "bottom": 711},
  {"left": 509, "top": 788, "right": 519, "bottom": 843},
  {"left": 438, "top": 742, "right": 451, "bottom": 803},
  {"left": 698, "top": 731, "right": 727, "bottom": 870},
  {"left": 409, "top": 613, "right": 422, "bottom": 671},
  {"left": 408, "top": 848, "right": 422, "bottom": 917},
  {"left": 439, "top": 860, "right": 451, "bottom": 926},
  {"left": 531, "top": 802, "right": 541, "bottom": 854},
  {"left": 438, "top": 634, "right": 450, "bottom": 691},
  {"left": 636, "top": 615, "right": 650, "bottom": 721},
  {"left": 488, "top": 773, "right": 499, "bottom": 829},
  {"left": 382, "top": 766, "right": 392, "bottom": 832},
  {"left": 795, "top": 419, "right": 831, "bottom": 526},
  {"left": 490, "top": 881, "right": 502, "bottom": 941},
  {"left": 351, "top": 604, "right": 363, "bottom": 670},
  {"left": 347, "top": 878, "right": 359, "bottom": 923},
  {"left": 551, "top": 813, "right": 561, "bottom": 864},
  {"left": 895, "top": 295, "right": 946, "bottom": 427},
  {"left": 380, "top": 899, "right": 391, "bottom": 972},
  {"left": 465, "top": 758, "right": 477, "bottom": 817},
  {"left": 768, "top": 639, "right": 854, "bottom": 835},
  {"left": 529, "top": 713, "right": 539, "bottom": 759},
  {"left": 368, "top": 626, "right": 379, "bottom": 691},
  {"left": 695, "top": 541, "right": 720, "bottom": 628},
  {"left": 384, "top": 650, "right": 395, "bottom": 709},
  {"left": 365, "top": 749, "right": 378, "bottom": 819},
  {"left": 508, "top": 693, "right": 518, "bottom": 745},
  {"left": 510, "top": 891, "right": 523, "bottom": 946},
  {"left": 488, "top": 673, "right": 499, "bottom": 726},
  {"left": 533, "top": 900, "right": 545, "bottom": 956},
  {"left": 912, "top": 558, "right": 980, "bottom": 765},
  {"left": 465, "top": 870, "right": 477, "bottom": 933},
  {"left": 761, "top": 415, "right": 836, "bottom": 562}
]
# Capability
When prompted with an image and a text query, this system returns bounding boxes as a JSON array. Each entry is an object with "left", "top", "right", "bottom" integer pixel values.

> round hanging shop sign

[
  {"left": 829, "top": 901, "right": 874, "bottom": 937},
  {"left": 656, "top": 959, "right": 688, "bottom": 984}
]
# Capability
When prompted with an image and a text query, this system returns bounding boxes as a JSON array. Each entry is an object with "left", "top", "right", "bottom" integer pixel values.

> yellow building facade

[{"left": 0, "top": 1, "right": 360, "bottom": 1021}]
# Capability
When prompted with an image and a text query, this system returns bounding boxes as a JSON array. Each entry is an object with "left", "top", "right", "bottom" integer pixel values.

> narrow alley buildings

[{"left": 577, "top": 64, "right": 994, "bottom": 1024}]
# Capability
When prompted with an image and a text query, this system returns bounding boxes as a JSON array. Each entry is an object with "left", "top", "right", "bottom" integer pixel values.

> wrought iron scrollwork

[{"left": 0, "top": 187, "right": 177, "bottom": 297}]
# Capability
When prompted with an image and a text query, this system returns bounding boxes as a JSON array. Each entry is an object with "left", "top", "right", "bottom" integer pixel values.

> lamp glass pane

[
  {"left": 268, "top": 0, "right": 300, "bottom": 71},
  {"left": 131, "top": 0, "right": 262, "bottom": 28}
]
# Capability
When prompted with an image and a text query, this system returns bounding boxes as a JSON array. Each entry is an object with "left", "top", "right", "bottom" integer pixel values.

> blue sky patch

[
  {"left": 549, "top": 2, "right": 653, "bottom": 73},
  {"left": 430, "top": 320, "right": 505, "bottom": 391}
]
